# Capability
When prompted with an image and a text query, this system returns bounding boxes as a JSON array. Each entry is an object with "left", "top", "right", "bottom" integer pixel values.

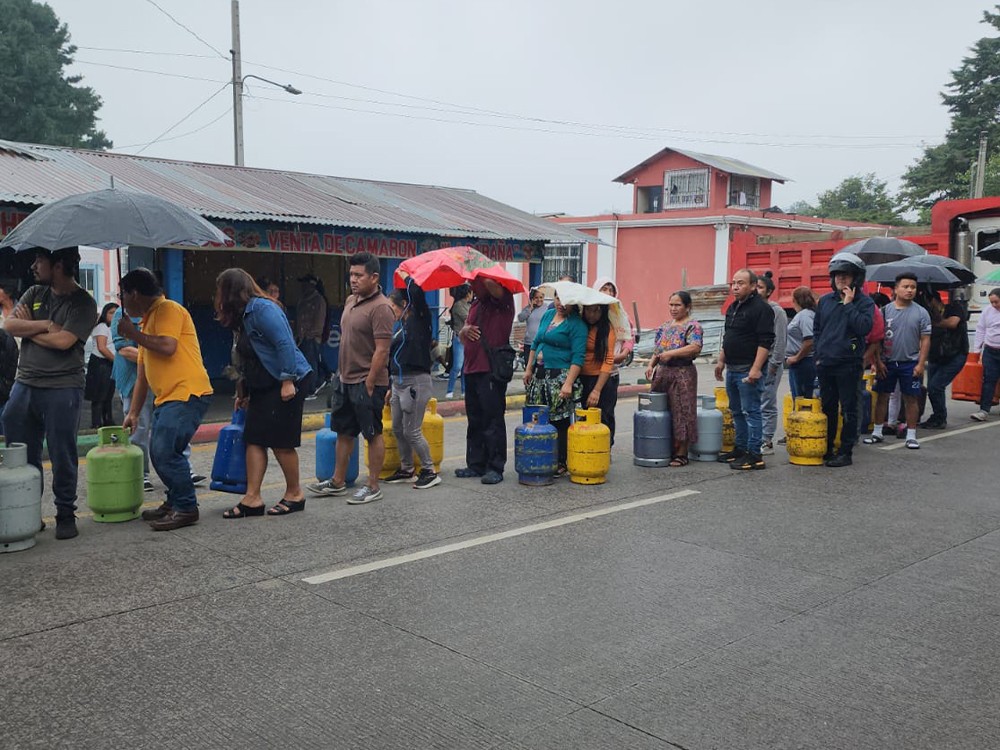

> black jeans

[
  {"left": 980, "top": 346, "right": 1000, "bottom": 413},
  {"left": 926, "top": 352, "right": 966, "bottom": 421},
  {"left": 464, "top": 372, "right": 508, "bottom": 474},
  {"left": 580, "top": 373, "right": 619, "bottom": 445},
  {"left": 817, "top": 362, "right": 862, "bottom": 456}
]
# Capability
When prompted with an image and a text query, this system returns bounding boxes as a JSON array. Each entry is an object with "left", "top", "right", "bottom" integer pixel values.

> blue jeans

[
  {"left": 448, "top": 336, "right": 466, "bottom": 394},
  {"left": 789, "top": 358, "right": 816, "bottom": 399},
  {"left": 122, "top": 392, "right": 153, "bottom": 477},
  {"left": 1, "top": 383, "right": 83, "bottom": 518},
  {"left": 725, "top": 368, "right": 764, "bottom": 455},
  {"left": 926, "top": 353, "right": 966, "bottom": 421},
  {"left": 980, "top": 347, "right": 1000, "bottom": 413},
  {"left": 151, "top": 396, "right": 211, "bottom": 512}
]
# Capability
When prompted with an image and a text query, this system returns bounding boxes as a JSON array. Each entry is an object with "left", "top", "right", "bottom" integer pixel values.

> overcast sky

[{"left": 44, "top": 0, "right": 992, "bottom": 216}]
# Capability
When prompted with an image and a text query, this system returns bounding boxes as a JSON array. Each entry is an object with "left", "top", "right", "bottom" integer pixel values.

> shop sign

[
  {"left": 213, "top": 220, "right": 544, "bottom": 263},
  {"left": 0, "top": 205, "right": 30, "bottom": 238}
]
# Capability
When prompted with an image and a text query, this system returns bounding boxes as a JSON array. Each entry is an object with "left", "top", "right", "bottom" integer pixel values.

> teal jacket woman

[{"left": 523, "top": 299, "right": 587, "bottom": 474}]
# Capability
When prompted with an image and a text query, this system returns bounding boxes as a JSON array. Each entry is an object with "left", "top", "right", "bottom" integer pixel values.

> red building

[{"left": 553, "top": 147, "right": 883, "bottom": 327}]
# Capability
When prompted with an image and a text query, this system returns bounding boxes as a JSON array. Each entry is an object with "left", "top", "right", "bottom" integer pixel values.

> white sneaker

[
  {"left": 971, "top": 410, "right": 989, "bottom": 422},
  {"left": 760, "top": 440, "right": 774, "bottom": 455},
  {"left": 306, "top": 479, "right": 346, "bottom": 496},
  {"left": 347, "top": 485, "right": 383, "bottom": 504},
  {"left": 445, "top": 391, "right": 454, "bottom": 399}
]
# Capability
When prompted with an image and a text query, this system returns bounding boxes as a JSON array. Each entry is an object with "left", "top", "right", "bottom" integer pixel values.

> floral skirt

[
  {"left": 651, "top": 364, "right": 698, "bottom": 444},
  {"left": 526, "top": 369, "right": 582, "bottom": 423}
]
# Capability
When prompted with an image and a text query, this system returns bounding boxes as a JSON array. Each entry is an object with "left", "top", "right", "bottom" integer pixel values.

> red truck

[{"left": 729, "top": 196, "right": 1000, "bottom": 314}]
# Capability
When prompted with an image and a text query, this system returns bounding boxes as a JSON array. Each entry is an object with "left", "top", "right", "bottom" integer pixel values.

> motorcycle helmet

[{"left": 828, "top": 251, "right": 866, "bottom": 291}]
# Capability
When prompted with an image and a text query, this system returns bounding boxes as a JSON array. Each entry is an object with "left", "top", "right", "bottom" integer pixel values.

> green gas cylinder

[{"left": 86, "top": 427, "right": 144, "bottom": 522}]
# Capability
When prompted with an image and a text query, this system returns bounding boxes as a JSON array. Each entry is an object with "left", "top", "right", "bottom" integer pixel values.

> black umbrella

[
  {"left": 977, "top": 241, "right": 1000, "bottom": 264},
  {"left": 840, "top": 236, "right": 926, "bottom": 266},
  {"left": 867, "top": 259, "right": 962, "bottom": 288},
  {"left": 907, "top": 254, "right": 976, "bottom": 284},
  {"left": 0, "top": 188, "right": 234, "bottom": 252}
]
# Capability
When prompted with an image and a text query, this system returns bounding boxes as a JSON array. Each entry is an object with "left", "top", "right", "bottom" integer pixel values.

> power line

[
  {"left": 113, "top": 107, "right": 232, "bottom": 150},
  {"left": 143, "top": 0, "right": 229, "bottom": 60},
  {"left": 243, "top": 59, "right": 939, "bottom": 143},
  {"left": 133, "top": 82, "right": 231, "bottom": 155},
  {"left": 75, "top": 59, "right": 226, "bottom": 84},
  {"left": 252, "top": 94, "right": 939, "bottom": 149},
  {"left": 76, "top": 45, "right": 218, "bottom": 60}
]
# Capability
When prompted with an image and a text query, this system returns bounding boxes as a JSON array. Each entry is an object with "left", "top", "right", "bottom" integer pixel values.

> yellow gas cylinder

[
  {"left": 418, "top": 398, "right": 444, "bottom": 472},
  {"left": 567, "top": 408, "right": 611, "bottom": 485},
  {"left": 366, "top": 405, "right": 400, "bottom": 479},
  {"left": 714, "top": 386, "right": 736, "bottom": 452},
  {"left": 786, "top": 398, "right": 828, "bottom": 466},
  {"left": 782, "top": 392, "right": 795, "bottom": 435}
]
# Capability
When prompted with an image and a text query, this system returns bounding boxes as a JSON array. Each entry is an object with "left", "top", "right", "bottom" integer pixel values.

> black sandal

[
  {"left": 223, "top": 502, "right": 265, "bottom": 519},
  {"left": 669, "top": 455, "right": 689, "bottom": 467},
  {"left": 267, "top": 498, "right": 306, "bottom": 515}
]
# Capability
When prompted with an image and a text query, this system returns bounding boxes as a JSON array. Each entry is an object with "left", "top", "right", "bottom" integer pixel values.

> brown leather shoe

[
  {"left": 141, "top": 502, "right": 171, "bottom": 521},
  {"left": 149, "top": 509, "right": 199, "bottom": 531}
]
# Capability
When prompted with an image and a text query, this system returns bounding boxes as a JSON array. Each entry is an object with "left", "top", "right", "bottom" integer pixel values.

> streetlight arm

[{"left": 241, "top": 73, "right": 302, "bottom": 96}]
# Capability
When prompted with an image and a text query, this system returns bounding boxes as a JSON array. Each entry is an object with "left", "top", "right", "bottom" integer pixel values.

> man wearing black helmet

[{"left": 813, "top": 252, "right": 875, "bottom": 467}]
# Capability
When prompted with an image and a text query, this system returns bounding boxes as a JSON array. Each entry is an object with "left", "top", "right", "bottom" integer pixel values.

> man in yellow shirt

[{"left": 120, "top": 269, "right": 213, "bottom": 531}]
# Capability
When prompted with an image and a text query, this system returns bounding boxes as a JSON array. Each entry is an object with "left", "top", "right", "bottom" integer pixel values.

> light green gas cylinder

[{"left": 86, "top": 427, "right": 144, "bottom": 522}]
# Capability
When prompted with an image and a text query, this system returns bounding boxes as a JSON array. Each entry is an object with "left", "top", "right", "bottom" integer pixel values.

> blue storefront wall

[{"left": 180, "top": 222, "right": 543, "bottom": 379}]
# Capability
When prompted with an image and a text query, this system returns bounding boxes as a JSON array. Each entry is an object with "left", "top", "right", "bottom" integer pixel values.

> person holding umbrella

[{"left": 2, "top": 248, "right": 98, "bottom": 540}]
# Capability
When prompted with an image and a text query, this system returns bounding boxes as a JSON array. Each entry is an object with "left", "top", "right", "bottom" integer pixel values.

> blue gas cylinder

[
  {"left": 210, "top": 409, "right": 247, "bottom": 494},
  {"left": 315, "top": 413, "right": 359, "bottom": 487},
  {"left": 515, "top": 405, "right": 558, "bottom": 486},
  {"left": 634, "top": 392, "right": 672, "bottom": 467}
]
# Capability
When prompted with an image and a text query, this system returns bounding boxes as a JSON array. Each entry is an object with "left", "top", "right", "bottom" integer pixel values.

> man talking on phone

[{"left": 813, "top": 252, "right": 875, "bottom": 467}]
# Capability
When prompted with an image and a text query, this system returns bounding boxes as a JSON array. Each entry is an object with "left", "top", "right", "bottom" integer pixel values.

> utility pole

[
  {"left": 231, "top": 0, "right": 244, "bottom": 167},
  {"left": 974, "top": 131, "right": 988, "bottom": 199}
]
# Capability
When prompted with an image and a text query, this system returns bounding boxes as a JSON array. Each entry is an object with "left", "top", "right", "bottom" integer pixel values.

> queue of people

[{"left": 6, "top": 246, "right": 992, "bottom": 542}]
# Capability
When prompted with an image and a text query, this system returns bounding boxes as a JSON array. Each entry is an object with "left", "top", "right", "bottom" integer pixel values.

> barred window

[
  {"left": 542, "top": 244, "right": 582, "bottom": 283},
  {"left": 665, "top": 169, "right": 709, "bottom": 208}
]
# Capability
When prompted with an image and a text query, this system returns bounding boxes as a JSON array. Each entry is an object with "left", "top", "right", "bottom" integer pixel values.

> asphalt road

[{"left": 3, "top": 385, "right": 1000, "bottom": 749}]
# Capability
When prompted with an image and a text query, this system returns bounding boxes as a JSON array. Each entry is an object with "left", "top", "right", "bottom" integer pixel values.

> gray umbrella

[
  {"left": 839, "top": 236, "right": 926, "bottom": 266},
  {"left": 977, "top": 241, "right": 1000, "bottom": 264},
  {"left": 867, "top": 258, "right": 962, "bottom": 288},
  {"left": 907, "top": 253, "right": 976, "bottom": 284},
  {"left": 0, "top": 188, "right": 234, "bottom": 252}
]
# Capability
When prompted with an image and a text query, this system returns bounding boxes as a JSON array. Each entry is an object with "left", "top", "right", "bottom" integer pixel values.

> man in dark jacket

[
  {"left": 715, "top": 268, "right": 775, "bottom": 470},
  {"left": 813, "top": 252, "right": 875, "bottom": 467}
]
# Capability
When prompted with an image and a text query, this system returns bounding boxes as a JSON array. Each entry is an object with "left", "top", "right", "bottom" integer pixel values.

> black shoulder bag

[{"left": 483, "top": 338, "right": 517, "bottom": 384}]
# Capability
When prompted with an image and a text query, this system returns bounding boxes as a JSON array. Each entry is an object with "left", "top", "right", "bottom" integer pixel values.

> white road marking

[
  {"left": 878, "top": 419, "right": 1000, "bottom": 451},
  {"left": 302, "top": 488, "right": 700, "bottom": 584}
]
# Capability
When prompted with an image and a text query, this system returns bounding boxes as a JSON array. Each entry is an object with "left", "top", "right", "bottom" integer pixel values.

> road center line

[
  {"left": 302, "top": 488, "right": 700, "bottom": 584},
  {"left": 878, "top": 419, "right": 1000, "bottom": 450}
]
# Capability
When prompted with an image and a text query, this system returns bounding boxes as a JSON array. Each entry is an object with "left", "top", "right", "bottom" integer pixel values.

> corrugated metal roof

[
  {"left": 613, "top": 147, "right": 790, "bottom": 184},
  {"left": 0, "top": 140, "right": 594, "bottom": 244}
]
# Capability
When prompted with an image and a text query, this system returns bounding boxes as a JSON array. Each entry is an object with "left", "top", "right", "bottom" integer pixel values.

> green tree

[
  {"left": 786, "top": 199, "right": 817, "bottom": 215},
  {"left": 811, "top": 173, "right": 905, "bottom": 225},
  {"left": 899, "top": 6, "right": 1000, "bottom": 210},
  {"left": 0, "top": 0, "right": 111, "bottom": 149}
]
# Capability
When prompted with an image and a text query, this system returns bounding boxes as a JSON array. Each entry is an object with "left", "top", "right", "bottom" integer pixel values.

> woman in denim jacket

[{"left": 215, "top": 269, "right": 314, "bottom": 518}]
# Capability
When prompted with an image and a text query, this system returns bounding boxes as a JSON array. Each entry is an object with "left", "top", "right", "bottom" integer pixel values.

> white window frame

[
  {"left": 664, "top": 168, "right": 709, "bottom": 209},
  {"left": 79, "top": 263, "right": 101, "bottom": 302},
  {"left": 542, "top": 243, "right": 583, "bottom": 283},
  {"left": 728, "top": 175, "right": 761, "bottom": 209}
]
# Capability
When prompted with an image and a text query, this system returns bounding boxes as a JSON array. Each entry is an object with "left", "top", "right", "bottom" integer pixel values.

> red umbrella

[{"left": 394, "top": 246, "right": 525, "bottom": 293}]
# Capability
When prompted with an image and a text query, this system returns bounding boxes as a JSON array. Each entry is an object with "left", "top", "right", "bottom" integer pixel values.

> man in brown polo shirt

[{"left": 307, "top": 252, "right": 395, "bottom": 504}]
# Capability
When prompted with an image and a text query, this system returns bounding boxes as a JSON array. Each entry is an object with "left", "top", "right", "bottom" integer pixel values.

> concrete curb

[{"left": 69, "top": 384, "right": 651, "bottom": 456}]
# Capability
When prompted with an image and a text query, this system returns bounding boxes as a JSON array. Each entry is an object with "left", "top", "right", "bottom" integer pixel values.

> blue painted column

[
  {"left": 161, "top": 248, "right": 184, "bottom": 304},
  {"left": 529, "top": 262, "right": 542, "bottom": 289}
]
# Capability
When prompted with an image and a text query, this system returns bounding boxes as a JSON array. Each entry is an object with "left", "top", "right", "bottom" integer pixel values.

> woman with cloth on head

[
  {"left": 523, "top": 292, "right": 587, "bottom": 478},
  {"left": 383, "top": 281, "right": 441, "bottom": 490},
  {"left": 784, "top": 286, "right": 818, "bottom": 399},
  {"left": 580, "top": 303, "right": 617, "bottom": 442},
  {"left": 645, "top": 291, "right": 703, "bottom": 466},
  {"left": 85, "top": 302, "right": 118, "bottom": 428},
  {"left": 215, "top": 269, "right": 314, "bottom": 518}
]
